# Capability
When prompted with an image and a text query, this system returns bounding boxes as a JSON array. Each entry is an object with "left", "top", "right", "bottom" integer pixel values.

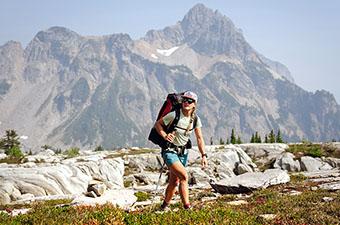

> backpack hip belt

[{"left": 162, "top": 145, "right": 186, "bottom": 156}]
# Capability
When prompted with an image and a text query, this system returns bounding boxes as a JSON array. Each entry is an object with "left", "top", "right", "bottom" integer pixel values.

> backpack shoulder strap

[
  {"left": 186, "top": 115, "right": 198, "bottom": 131},
  {"left": 167, "top": 108, "right": 180, "bottom": 132},
  {"left": 193, "top": 115, "right": 198, "bottom": 129}
]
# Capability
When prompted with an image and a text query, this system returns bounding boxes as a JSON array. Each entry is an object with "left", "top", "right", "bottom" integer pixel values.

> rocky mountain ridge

[{"left": 0, "top": 4, "right": 339, "bottom": 150}]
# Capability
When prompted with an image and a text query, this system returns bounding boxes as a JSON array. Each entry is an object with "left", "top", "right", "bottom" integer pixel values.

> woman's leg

[
  {"left": 163, "top": 170, "right": 179, "bottom": 204},
  {"left": 168, "top": 161, "right": 190, "bottom": 205}
]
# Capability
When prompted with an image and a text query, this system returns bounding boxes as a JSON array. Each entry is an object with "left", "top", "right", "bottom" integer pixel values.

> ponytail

[{"left": 184, "top": 107, "right": 196, "bottom": 136}]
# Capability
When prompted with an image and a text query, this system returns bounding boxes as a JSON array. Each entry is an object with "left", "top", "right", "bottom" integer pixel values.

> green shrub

[
  {"left": 290, "top": 173, "right": 307, "bottom": 184},
  {"left": 124, "top": 180, "right": 133, "bottom": 188},
  {"left": 134, "top": 191, "right": 151, "bottom": 202},
  {"left": 94, "top": 145, "right": 104, "bottom": 151},
  {"left": 63, "top": 147, "right": 80, "bottom": 158},
  {"left": 306, "top": 146, "right": 323, "bottom": 158},
  {"left": 6, "top": 146, "right": 23, "bottom": 158},
  {"left": 288, "top": 143, "right": 325, "bottom": 158}
]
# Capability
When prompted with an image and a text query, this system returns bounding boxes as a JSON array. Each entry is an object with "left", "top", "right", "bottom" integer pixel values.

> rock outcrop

[
  {"left": 0, "top": 154, "right": 124, "bottom": 205},
  {"left": 1, "top": 143, "right": 339, "bottom": 206}
]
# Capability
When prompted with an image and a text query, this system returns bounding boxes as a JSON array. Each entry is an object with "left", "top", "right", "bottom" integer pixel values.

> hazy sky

[{"left": 1, "top": 0, "right": 339, "bottom": 103}]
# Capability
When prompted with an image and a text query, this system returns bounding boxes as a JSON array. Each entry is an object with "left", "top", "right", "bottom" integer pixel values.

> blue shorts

[{"left": 162, "top": 150, "right": 188, "bottom": 167}]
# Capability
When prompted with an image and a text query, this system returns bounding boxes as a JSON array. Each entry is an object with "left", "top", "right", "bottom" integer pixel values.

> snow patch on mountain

[
  {"left": 150, "top": 54, "right": 158, "bottom": 59},
  {"left": 156, "top": 46, "right": 179, "bottom": 56},
  {"left": 266, "top": 67, "right": 284, "bottom": 80}
]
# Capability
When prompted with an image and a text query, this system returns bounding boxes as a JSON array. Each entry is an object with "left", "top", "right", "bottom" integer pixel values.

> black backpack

[{"left": 148, "top": 92, "right": 197, "bottom": 149}]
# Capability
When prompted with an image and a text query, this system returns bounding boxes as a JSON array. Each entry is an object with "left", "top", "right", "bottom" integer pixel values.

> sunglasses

[{"left": 182, "top": 98, "right": 195, "bottom": 104}]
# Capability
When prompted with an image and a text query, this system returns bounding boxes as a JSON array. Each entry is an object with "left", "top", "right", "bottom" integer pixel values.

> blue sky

[{"left": 1, "top": 0, "right": 339, "bottom": 103}]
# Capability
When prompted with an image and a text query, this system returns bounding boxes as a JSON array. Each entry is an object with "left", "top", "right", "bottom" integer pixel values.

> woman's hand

[
  {"left": 201, "top": 156, "right": 208, "bottom": 168},
  {"left": 165, "top": 132, "right": 175, "bottom": 143}
]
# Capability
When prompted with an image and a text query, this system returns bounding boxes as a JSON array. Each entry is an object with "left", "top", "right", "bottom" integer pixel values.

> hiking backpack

[{"left": 148, "top": 92, "right": 197, "bottom": 149}]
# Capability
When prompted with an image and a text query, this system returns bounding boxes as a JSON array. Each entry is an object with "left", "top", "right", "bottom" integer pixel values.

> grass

[
  {"left": 244, "top": 188, "right": 340, "bottom": 224},
  {"left": 1, "top": 184, "right": 339, "bottom": 224},
  {"left": 0, "top": 198, "right": 73, "bottom": 211},
  {"left": 0, "top": 156, "right": 24, "bottom": 164},
  {"left": 287, "top": 142, "right": 340, "bottom": 158},
  {"left": 104, "top": 148, "right": 158, "bottom": 159},
  {"left": 289, "top": 173, "right": 307, "bottom": 184}
]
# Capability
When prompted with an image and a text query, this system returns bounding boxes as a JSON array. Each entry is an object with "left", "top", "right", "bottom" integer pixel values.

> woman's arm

[
  {"left": 194, "top": 127, "right": 208, "bottom": 167},
  {"left": 155, "top": 119, "right": 175, "bottom": 143}
]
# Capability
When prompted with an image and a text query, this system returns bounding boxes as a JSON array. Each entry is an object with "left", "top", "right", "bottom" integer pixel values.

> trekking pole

[
  {"left": 154, "top": 161, "right": 165, "bottom": 195},
  {"left": 149, "top": 157, "right": 166, "bottom": 211}
]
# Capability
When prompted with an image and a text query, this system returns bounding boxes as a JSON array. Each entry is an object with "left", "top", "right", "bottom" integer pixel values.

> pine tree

[
  {"left": 0, "top": 130, "right": 20, "bottom": 153},
  {"left": 250, "top": 134, "right": 255, "bottom": 143},
  {"left": 230, "top": 128, "right": 236, "bottom": 144},
  {"left": 236, "top": 136, "right": 242, "bottom": 144},
  {"left": 0, "top": 130, "right": 22, "bottom": 157},
  {"left": 219, "top": 137, "right": 225, "bottom": 145},
  {"left": 276, "top": 129, "right": 283, "bottom": 143},
  {"left": 264, "top": 135, "right": 268, "bottom": 143},
  {"left": 255, "top": 131, "right": 262, "bottom": 143},
  {"left": 226, "top": 138, "right": 230, "bottom": 144},
  {"left": 269, "top": 129, "right": 276, "bottom": 143}
]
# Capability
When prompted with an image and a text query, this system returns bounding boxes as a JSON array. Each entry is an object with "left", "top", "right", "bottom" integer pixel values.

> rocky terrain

[
  {"left": 0, "top": 4, "right": 339, "bottom": 150},
  {"left": 1, "top": 143, "right": 339, "bottom": 215}
]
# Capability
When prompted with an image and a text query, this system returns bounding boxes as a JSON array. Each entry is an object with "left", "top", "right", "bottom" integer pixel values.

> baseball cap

[{"left": 182, "top": 91, "right": 198, "bottom": 102}]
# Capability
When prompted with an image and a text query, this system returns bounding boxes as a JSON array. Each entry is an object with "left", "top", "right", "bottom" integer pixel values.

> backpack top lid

[{"left": 156, "top": 92, "right": 184, "bottom": 121}]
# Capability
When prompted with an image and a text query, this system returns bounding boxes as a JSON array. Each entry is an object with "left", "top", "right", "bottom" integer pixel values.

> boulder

[
  {"left": 300, "top": 156, "right": 332, "bottom": 172},
  {"left": 0, "top": 153, "right": 7, "bottom": 160},
  {"left": 71, "top": 189, "right": 137, "bottom": 208},
  {"left": 239, "top": 143, "right": 288, "bottom": 161},
  {"left": 215, "top": 162, "right": 236, "bottom": 179},
  {"left": 210, "top": 169, "right": 290, "bottom": 194},
  {"left": 273, "top": 152, "right": 300, "bottom": 172},
  {"left": 299, "top": 169, "right": 340, "bottom": 179},
  {"left": 10, "top": 187, "right": 22, "bottom": 201},
  {"left": 87, "top": 183, "right": 107, "bottom": 197},
  {"left": 298, "top": 169, "right": 340, "bottom": 191},
  {"left": 324, "top": 157, "right": 340, "bottom": 168},
  {"left": 133, "top": 174, "right": 152, "bottom": 185},
  {"left": 187, "top": 167, "right": 211, "bottom": 188},
  {"left": 318, "top": 182, "right": 340, "bottom": 191},
  {"left": 236, "top": 163, "right": 253, "bottom": 175},
  {"left": 125, "top": 154, "right": 162, "bottom": 172},
  {"left": 0, "top": 190, "right": 11, "bottom": 205}
]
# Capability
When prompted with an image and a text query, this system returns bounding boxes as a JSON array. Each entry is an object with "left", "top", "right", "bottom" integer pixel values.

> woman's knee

[
  {"left": 178, "top": 171, "right": 188, "bottom": 182},
  {"left": 170, "top": 162, "right": 188, "bottom": 181},
  {"left": 169, "top": 177, "right": 180, "bottom": 187}
]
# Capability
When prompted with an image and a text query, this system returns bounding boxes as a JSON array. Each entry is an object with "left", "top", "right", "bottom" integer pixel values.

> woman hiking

[{"left": 155, "top": 91, "right": 208, "bottom": 210}]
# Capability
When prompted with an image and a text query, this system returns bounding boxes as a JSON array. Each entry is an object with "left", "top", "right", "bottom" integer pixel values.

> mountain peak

[
  {"left": 1, "top": 40, "right": 23, "bottom": 50},
  {"left": 186, "top": 3, "right": 215, "bottom": 17},
  {"left": 33, "top": 26, "right": 80, "bottom": 44},
  {"left": 143, "top": 4, "right": 252, "bottom": 57},
  {"left": 179, "top": 4, "right": 252, "bottom": 57},
  {"left": 182, "top": 3, "right": 223, "bottom": 29}
]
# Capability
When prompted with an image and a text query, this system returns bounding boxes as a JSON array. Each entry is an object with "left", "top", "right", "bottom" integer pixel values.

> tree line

[{"left": 212, "top": 128, "right": 284, "bottom": 145}]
